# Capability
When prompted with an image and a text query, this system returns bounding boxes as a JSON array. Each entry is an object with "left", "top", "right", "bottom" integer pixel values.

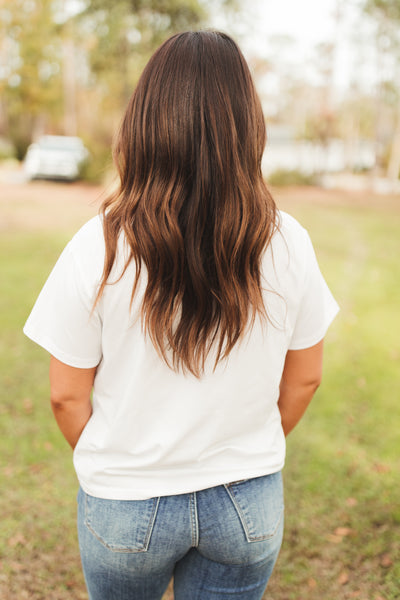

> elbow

[
  {"left": 314, "top": 371, "right": 323, "bottom": 389},
  {"left": 307, "top": 358, "right": 323, "bottom": 391},
  {"left": 298, "top": 372, "right": 322, "bottom": 397},
  {"left": 50, "top": 389, "right": 77, "bottom": 410},
  {"left": 309, "top": 372, "right": 322, "bottom": 393},
  {"left": 50, "top": 388, "right": 92, "bottom": 411},
  {"left": 50, "top": 392, "right": 69, "bottom": 411}
]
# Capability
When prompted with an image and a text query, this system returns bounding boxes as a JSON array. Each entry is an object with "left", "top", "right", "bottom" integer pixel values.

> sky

[
  {"left": 244, "top": 0, "right": 339, "bottom": 50},
  {"left": 63, "top": 0, "right": 380, "bottom": 95},
  {"left": 211, "top": 0, "right": 378, "bottom": 93}
]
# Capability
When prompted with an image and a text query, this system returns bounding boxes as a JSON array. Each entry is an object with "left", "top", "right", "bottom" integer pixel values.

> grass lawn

[{"left": 0, "top": 182, "right": 399, "bottom": 599}]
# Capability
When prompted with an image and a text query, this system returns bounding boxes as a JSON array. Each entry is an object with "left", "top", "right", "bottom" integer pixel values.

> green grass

[
  {"left": 0, "top": 231, "right": 86, "bottom": 597},
  {"left": 1, "top": 189, "right": 399, "bottom": 599},
  {"left": 267, "top": 195, "right": 400, "bottom": 599}
]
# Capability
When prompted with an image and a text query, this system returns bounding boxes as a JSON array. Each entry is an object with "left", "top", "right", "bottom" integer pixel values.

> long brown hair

[{"left": 96, "top": 31, "right": 277, "bottom": 376}]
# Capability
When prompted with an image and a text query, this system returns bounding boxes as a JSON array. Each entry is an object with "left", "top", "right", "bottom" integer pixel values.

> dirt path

[
  {"left": 2, "top": 179, "right": 399, "bottom": 236},
  {"left": 0, "top": 181, "right": 105, "bottom": 233}
]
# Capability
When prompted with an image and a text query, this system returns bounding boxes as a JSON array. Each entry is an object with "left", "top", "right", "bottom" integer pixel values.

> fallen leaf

[
  {"left": 3, "top": 466, "right": 14, "bottom": 478},
  {"left": 9, "top": 561, "right": 24, "bottom": 572},
  {"left": 29, "top": 463, "right": 43, "bottom": 474},
  {"left": 8, "top": 533, "right": 27, "bottom": 548},
  {"left": 326, "top": 533, "right": 343, "bottom": 544},
  {"left": 346, "top": 497, "right": 358, "bottom": 507},
  {"left": 308, "top": 577, "right": 317, "bottom": 589},
  {"left": 380, "top": 554, "right": 393, "bottom": 568},
  {"left": 23, "top": 397, "right": 33, "bottom": 414},
  {"left": 349, "top": 591, "right": 361, "bottom": 598},
  {"left": 338, "top": 571, "right": 349, "bottom": 585},
  {"left": 373, "top": 463, "right": 390, "bottom": 473},
  {"left": 334, "top": 527, "right": 353, "bottom": 537}
]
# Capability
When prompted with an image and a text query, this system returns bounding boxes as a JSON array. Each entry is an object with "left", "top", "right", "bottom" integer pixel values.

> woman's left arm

[{"left": 49, "top": 356, "right": 97, "bottom": 449}]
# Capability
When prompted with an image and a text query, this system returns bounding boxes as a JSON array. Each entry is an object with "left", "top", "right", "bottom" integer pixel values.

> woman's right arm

[
  {"left": 49, "top": 356, "right": 96, "bottom": 449},
  {"left": 278, "top": 340, "right": 324, "bottom": 437}
]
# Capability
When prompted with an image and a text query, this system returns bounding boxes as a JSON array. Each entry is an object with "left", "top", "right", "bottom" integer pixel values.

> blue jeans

[{"left": 77, "top": 472, "right": 284, "bottom": 599}]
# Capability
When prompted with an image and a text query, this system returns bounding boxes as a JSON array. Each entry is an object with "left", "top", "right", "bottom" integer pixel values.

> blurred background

[
  {"left": 1, "top": 1, "right": 399, "bottom": 599},
  {"left": 1, "top": 0, "right": 400, "bottom": 190}
]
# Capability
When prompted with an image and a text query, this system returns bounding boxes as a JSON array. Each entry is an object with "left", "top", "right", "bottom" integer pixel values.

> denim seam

[
  {"left": 224, "top": 485, "right": 284, "bottom": 543},
  {"left": 189, "top": 492, "right": 199, "bottom": 547},
  {"left": 83, "top": 493, "right": 160, "bottom": 553}
]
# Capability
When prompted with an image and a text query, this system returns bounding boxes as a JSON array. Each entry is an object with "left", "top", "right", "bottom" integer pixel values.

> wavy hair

[{"left": 96, "top": 31, "right": 277, "bottom": 376}]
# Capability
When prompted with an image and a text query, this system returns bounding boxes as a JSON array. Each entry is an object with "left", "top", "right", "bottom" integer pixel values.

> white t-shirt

[{"left": 24, "top": 211, "right": 339, "bottom": 500}]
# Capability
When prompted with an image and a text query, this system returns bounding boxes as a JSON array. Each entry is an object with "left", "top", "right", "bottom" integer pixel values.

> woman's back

[{"left": 24, "top": 209, "right": 337, "bottom": 499}]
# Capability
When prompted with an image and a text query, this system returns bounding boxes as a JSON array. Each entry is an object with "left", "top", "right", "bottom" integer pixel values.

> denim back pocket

[
  {"left": 83, "top": 492, "right": 160, "bottom": 553},
  {"left": 224, "top": 471, "right": 284, "bottom": 542}
]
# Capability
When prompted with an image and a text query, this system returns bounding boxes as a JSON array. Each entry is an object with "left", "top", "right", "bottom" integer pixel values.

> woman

[{"left": 24, "top": 31, "right": 339, "bottom": 600}]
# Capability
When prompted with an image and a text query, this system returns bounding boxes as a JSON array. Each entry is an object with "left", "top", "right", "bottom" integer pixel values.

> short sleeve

[
  {"left": 288, "top": 230, "right": 339, "bottom": 350},
  {"left": 23, "top": 242, "right": 102, "bottom": 368}
]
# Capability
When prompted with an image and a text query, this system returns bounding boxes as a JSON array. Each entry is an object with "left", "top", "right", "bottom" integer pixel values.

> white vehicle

[{"left": 24, "top": 135, "right": 89, "bottom": 181}]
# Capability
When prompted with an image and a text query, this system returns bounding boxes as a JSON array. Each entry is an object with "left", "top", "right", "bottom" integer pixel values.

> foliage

[
  {"left": 365, "top": 0, "right": 400, "bottom": 20},
  {"left": 0, "top": 0, "right": 239, "bottom": 168},
  {"left": 267, "top": 169, "right": 317, "bottom": 187},
  {"left": 0, "top": 0, "right": 63, "bottom": 158},
  {"left": 0, "top": 137, "right": 16, "bottom": 160},
  {"left": 363, "top": 0, "right": 400, "bottom": 179},
  {"left": 81, "top": 0, "right": 206, "bottom": 106},
  {"left": 364, "top": 0, "right": 400, "bottom": 51}
]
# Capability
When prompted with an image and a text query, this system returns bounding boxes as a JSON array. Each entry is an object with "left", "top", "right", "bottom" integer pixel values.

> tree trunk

[
  {"left": 387, "top": 104, "right": 400, "bottom": 182},
  {"left": 62, "top": 36, "right": 77, "bottom": 136}
]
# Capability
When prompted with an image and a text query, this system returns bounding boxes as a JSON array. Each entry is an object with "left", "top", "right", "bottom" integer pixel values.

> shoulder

[
  {"left": 276, "top": 211, "right": 307, "bottom": 241},
  {"left": 270, "top": 210, "right": 310, "bottom": 258},
  {"left": 66, "top": 215, "right": 106, "bottom": 278},
  {"left": 68, "top": 215, "right": 104, "bottom": 251},
  {"left": 262, "top": 210, "right": 317, "bottom": 293}
]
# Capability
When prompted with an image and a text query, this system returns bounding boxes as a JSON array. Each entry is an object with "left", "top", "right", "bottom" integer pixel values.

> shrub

[
  {"left": 0, "top": 138, "right": 16, "bottom": 160},
  {"left": 267, "top": 169, "right": 317, "bottom": 187}
]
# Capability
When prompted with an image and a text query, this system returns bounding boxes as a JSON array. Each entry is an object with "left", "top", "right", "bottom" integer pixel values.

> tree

[
  {"left": 364, "top": 0, "right": 400, "bottom": 181},
  {"left": 0, "top": 0, "right": 239, "bottom": 164},
  {"left": 365, "top": 0, "right": 400, "bottom": 20},
  {"left": 70, "top": 0, "right": 211, "bottom": 177},
  {"left": 0, "top": 0, "right": 63, "bottom": 158}
]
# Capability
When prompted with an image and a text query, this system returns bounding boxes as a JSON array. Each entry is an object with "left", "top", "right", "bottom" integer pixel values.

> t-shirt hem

[
  {"left": 288, "top": 304, "right": 339, "bottom": 350},
  {"left": 23, "top": 324, "right": 101, "bottom": 368},
  {"left": 76, "top": 463, "right": 286, "bottom": 500}
]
